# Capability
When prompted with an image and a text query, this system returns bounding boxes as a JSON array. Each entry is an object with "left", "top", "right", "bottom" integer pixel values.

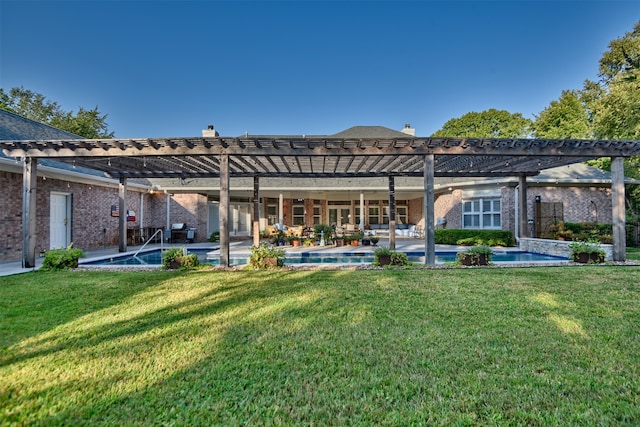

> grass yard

[{"left": 1, "top": 267, "right": 639, "bottom": 426}]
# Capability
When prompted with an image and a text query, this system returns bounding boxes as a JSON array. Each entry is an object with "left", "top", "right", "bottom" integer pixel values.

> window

[
  {"left": 267, "top": 203, "right": 278, "bottom": 225},
  {"left": 396, "top": 206, "right": 408, "bottom": 224},
  {"left": 463, "top": 198, "right": 501, "bottom": 229},
  {"left": 313, "top": 202, "right": 322, "bottom": 225},
  {"left": 368, "top": 206, "right": 379, "bottom": 225},
  {"left": 355, "top": 206, "right": 361, "bottom": 225},
  {"left": 292, "top": 201, "right": 305, "bottom": 226}
]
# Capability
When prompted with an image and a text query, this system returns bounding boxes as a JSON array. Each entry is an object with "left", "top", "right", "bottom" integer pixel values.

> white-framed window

[
  {"left": 396, "top": 206, "right": 408, "bottom": 224},
  {"left": 463, "top": 198, "right": 501, "bottom": 229},
  {"left": 313, "top": 200, "right": 322, "bottom": 225},
  {"left": 292, "top": 201, "right": 305, "bottom": 226},
  {"left": 266, "top": 199, "right": 278, "bottom": 225},
  {"left": 368, "top": 206, "right": 379, "bottom": 225}
]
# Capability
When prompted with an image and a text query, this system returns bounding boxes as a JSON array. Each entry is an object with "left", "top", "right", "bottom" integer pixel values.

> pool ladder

[{"left": 133, "top": 229, "right": 164, "bottom": 260}]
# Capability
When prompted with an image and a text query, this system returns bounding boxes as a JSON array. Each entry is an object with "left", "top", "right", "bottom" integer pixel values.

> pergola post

[
  {"left": 278, "top": 193, "right": 284, "bottom": 229},
  {"left": 22, "top": 157, "right": 37, "bottom": 268},
  {"left": 220, "top": 154, "right": 230, "bottom": 267},
  {"left": 118, "top": 177, "right": 127, "bottom": 253},
  {"left": 424, "top": 155, "right": 435, "bottom": 266},
  {"left": 518, "top": 175, "right": 529, "bottom": 239},
  {"left": 253, "top": 176, "right": 260, "bottom": 247},
  {"left": 611, "top": 157, "right": 626, "bottom": 261},
  {"left": 388, "top": 176, "right": 396, "bottom": 250},
  {"left": 359, "top": 192, "right": 365, "bottom": 231}
]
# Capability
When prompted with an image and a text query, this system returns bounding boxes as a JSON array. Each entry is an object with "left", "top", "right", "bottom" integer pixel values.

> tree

[
  {"left": 531, "top": 90, "right": 591, "bottom": 139},
  {"left": 578, "top": 20, "right": 640, "bottom": 221},
  {"left": 431, "top": 109, "right": 532, "bottom": 138},
  {"left": 0, "top": 87, "right": 114, "bottom": 138}
]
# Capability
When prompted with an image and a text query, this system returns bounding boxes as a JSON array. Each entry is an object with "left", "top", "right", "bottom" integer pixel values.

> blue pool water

[{"left": 82, "top": 248, "right": 567, "bottom": 266}]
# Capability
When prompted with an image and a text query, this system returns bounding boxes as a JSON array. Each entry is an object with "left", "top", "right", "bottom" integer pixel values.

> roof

[
  {"left": 0, "top": 109, "right": 114, "bottom": 179},
  {"left": 1, "top": 110, "right": 639, "bottom": 180}
]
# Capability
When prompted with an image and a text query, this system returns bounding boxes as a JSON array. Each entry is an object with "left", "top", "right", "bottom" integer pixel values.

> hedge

[{"left": 434, "top": 229, "right": 515, "bottom": 246}]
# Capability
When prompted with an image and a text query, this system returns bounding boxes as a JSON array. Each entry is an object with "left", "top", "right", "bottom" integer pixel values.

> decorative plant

[
  {"left": 458, "top": 245, "right": 493, "bottom": 264},
  {"left": 456, "top": 245, "right": 493, "bottom": 266},
  {"left": 314, "top": 223, "right": 334, "bottom": 241},
  {"left": 369, "top": 235, "right": 380, "bottom": 246},
  {"left": 373, "top": 246, "right": 410, "bottom": 266},
  {"left": 248, "top": 243, "right": 286, "bottom": 269},
  {"left": 162, "top": 247, "right": 199, "bottom": 270},
  {"left": 568, "top": 239, "right": 605, "bottom": 263},
  {"left": 209, "top": 231, "right": 220, "bottom": 242},
  {"left": 41, "top": 243, "right": 84, "bottom": 271},
  {"left": 269, "top": 230, "right": 286, "bottom": 246}
]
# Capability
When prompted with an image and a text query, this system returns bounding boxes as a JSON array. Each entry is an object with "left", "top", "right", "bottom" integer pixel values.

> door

[
  {"left": 232, "top": 203, "right": 251, "bottom": 236},
  {"left": 329, "top": 206, "right": 351, "bottom": 227},
  {"left": 50, "top": 193, "right": 71, "bottom": 249}
]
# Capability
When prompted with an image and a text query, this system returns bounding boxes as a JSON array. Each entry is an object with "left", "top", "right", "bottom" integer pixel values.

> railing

[{"left": 133, "top": 229, "right": 164, "bottom": 258}]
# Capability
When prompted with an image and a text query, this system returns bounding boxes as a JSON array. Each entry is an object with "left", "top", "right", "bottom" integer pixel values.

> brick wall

[
  {"left": 170, "top": 193, "right": 209, "bottom": 242},
  {"left": 0, "top": 171, "right": 147, "bottom": 260}
]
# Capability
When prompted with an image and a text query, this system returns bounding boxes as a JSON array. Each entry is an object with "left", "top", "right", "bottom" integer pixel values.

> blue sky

[{"left": 1, "top": 1, "right": 638, "bottom": 138}]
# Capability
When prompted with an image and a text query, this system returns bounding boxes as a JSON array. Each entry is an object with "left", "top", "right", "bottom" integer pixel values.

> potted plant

[
  {"left": 269, "top": 230, "right": 286, "bottom": 246},
  {"left": 303, "top": 238, "right": 315, "bottom": 246},
  {"left": 370, "top": 235, "right": 379, "bottom": 246},
  {"left": 288, "top": 235, "right": 301, "bottom": 247},
  {"left": 334, "top": 234, "right": 346, "bottom": 247},
  {"left": 314, "top": 223, "right": 334, "bottom": 245},
  {"left": 456, "top": 245, "right": 493, "bottom": 266},
  {"left": 569, "top": 239, "right": 605, "bottom": 264},
  {"left": 373, "top": 246, "right": 393, "bottom": 266},
  {"left": 248, "top": 243, "right": 286, "bottom": 269}
]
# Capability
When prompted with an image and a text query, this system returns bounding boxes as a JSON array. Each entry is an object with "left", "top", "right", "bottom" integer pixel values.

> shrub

[
  {"left": 456, "top": 245, "right": 493, "bottom": 266},
  {"left": 314, "top": 223, "right": 334, "bottom": 241},
  {"left": 41, "top": 243, "right": 84, "bottom": 271},
  {"left": 373, "top": 246, "right": 410, "bottom": 266},
  {"left": 435, "top": 229, "right": 514, "bottom": 246},
  {"left": 162, "top": 247, "right": 199, "bottom": 270},
  {"left": 568, "top": 239, "right": 606, "bottom": 263},
  {"left": 248, "top": 243, "right": 285, "bottom": 269},
  {"left": 209, "top": 231, "right": 220, "bottom": 242}
]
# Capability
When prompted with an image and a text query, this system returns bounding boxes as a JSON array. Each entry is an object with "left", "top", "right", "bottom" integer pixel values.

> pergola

[{"left": 2, "top": 135, "right": 639, "bottom": 267}]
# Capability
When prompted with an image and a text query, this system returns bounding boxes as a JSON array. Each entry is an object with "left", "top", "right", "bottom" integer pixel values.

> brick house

[{"left": 0, "top": 109, "right": 624, "bottom": 261}]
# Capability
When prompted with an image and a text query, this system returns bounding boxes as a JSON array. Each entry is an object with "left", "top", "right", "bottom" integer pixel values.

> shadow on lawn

[
  {"left": 4, "top": 269, "right": 362, "bottom": 425},
  {"left": 0, "top": 271, "right": 176, "bottom": 350}
]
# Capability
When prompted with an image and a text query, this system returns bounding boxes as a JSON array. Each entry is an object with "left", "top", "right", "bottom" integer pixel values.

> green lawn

[
  {"left": 1, "top": 267, "right": 639, "bottom": 426},
  {"left": 627, "top": 247, "right": 640, "bottom": 261}
]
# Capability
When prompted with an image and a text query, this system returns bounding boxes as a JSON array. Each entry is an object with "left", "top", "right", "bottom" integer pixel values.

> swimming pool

[{"left": 82, "top": 248, "right": 567, "bottom": 266}]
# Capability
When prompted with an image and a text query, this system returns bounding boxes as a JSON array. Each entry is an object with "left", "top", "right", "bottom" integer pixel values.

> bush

[
  {"left": 41, "top": 243, "right": 84, "bottom": 271},
  {"left": 162, "top": 247, "right": 200, "bottom": 270},
  {"left": 435, "top": 229, "right": 514, "bottom": 246},
  {"left": 248, "top": 243, "right": 285, "bottom": 269},
  {"left": 456, "top": 245, "right": 493, "bottom": 266},
  {"left": 209, "top": 231, "right": 220, "bottom": 242},
  {"left": 373, "top": 246, "right": 410, "bottom": 267}
]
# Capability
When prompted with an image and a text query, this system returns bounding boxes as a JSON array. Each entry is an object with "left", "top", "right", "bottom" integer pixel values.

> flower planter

[
  {"left": 458, "top": 253, "right": 490, "bottom": 266},
  {"left": 349, "top": 240, "right": 359, "bottom": 246},
  {"left": 377, "top": 255, "right": 392, "bottom": 266},
  {"left": 335, "top": 239, "right": 345, "bottom": 247},
  {"left": 573, "top": 252, "right": 604, "bottom": 264}
]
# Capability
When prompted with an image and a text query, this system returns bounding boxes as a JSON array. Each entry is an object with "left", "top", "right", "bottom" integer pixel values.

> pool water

[{"left": 82, "top": 248, "right": 567, "bottom": 266}]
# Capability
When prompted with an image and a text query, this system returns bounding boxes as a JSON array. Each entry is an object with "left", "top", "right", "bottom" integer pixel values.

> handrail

[{"left": 133, "top": 229, "right": 164, "bottom": 257}]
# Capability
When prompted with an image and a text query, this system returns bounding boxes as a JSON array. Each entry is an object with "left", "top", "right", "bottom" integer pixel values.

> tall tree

[
  {"left": 0, "top": 87, "right": 114, "bottom": 138},
  {"left": 431, "top": 109, "right": 532, "bottom": 138},
  {"left": 531, "top": 90, "right": 591, "bottom": 139},
  {"left": 584, "top": 20, "right": 640, "bottom": 140}
]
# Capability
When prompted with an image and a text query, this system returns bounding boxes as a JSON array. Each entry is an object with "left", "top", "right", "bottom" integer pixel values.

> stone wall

[{"left": 519, "top": 237, "right": 613, "bottom": 261}]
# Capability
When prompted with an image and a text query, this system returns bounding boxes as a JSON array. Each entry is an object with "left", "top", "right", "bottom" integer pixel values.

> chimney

[
  {"left": 202, "top": 124, "right": 219, "bottom": 137},
  {"left": 401, "top": 123, "right": 415, "bottom": 136}
]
